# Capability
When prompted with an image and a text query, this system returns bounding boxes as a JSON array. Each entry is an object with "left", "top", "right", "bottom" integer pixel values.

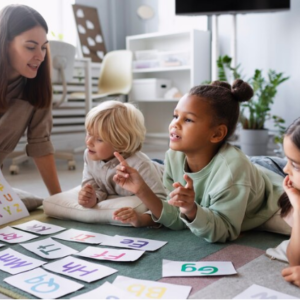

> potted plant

[{"left": 216, "top": 55, "right": 289, "bottom": 156}]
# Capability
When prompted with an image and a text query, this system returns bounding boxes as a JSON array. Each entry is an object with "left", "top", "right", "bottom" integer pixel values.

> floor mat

[{"left": 0, "top": 210, "right": 289, "bottom": 299}]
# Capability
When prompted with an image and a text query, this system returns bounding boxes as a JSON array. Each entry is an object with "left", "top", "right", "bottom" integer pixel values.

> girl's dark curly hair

[{"left": 189, "top": 79, "right": 253, "bottom": 143}]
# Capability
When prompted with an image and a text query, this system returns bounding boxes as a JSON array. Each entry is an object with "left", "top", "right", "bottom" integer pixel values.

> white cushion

[
  {"left": 257, "top": 209, "right": 291, "bottom": 236},
  {"left": 43, "top": 185, "right": 147, "bottom": 226},
  {"left": 13, "top": 188, "right": 43, "bottom": 212},
  {"left": 266, "top": 239, "right": 289, "bottom": 263}
]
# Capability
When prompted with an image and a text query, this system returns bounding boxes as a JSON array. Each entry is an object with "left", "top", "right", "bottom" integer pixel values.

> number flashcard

[
  {"left": 0, "top": 226, "right": 37, "bottom": 243},
  {"left": 76, "top": 246, "right": 145, "bottom": 262},
  {"left": 101, "top": 235, "right": 167, "bottom": 251},
  {"left": 113, "top": 275, "right": 191, "bottom": 299},
  {"left": 0, "top": 248, "right": 46, "bottom": 275},
  {"left": 162, "top": 259, "right": 237, "bottom": 277},
  {"left": 43, "top": 256, "right": 118, "bottom": 283},
  {"left": 20, "top": 237, "right": 78, "bottom": 259},
  {"left": 4, "top": 267, "right": 83, "bottom": 299},
  {"left": 0, "top": 170, "right": 29, "bottom": 225},
  {"left": 53, "top": 228, "right": 110, "bottom": 244},
  {"left": 13, "top": 220, "right": 66, "bottom": 235},
  {"left": 233, "top": 284, "right": 297, "bottom": 299},
  {"left": 71, "top": 281, "right": 137, "bottom": 299}
]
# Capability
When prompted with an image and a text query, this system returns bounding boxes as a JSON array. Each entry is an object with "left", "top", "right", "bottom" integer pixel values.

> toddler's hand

[
  {"left": 78, "top": 184, "right": 97, "bottom": 208},
  {"left": 113, "top": 207, "right": 141, "bottom": 227},
  {"left": 282, "top": 265, "right": 300, "bottom": 287},
  {"left": 113, "top": 152, "right": 146, "bottom": 195},
  {"left": 168, "top": 174, "right": 197, "bottom": 221}
]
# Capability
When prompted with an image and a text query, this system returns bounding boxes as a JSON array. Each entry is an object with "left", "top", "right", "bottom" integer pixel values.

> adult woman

[{"left": 0, "top": 4, "right": 61, "bottom": 195}]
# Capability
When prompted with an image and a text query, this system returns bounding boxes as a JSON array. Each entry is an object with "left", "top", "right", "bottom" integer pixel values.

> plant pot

[{"left": 239, "top": 129, "right": 269, "bottom": 156}]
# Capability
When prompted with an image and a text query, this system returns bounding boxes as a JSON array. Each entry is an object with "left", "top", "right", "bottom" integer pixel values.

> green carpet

[{"left": 0, "top": 209, "right": 287, "bottom": 299}]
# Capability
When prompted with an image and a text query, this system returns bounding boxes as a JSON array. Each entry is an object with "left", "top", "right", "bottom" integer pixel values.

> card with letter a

[{"left": 0, "top": 170, "right": 29, "bottom": 225}]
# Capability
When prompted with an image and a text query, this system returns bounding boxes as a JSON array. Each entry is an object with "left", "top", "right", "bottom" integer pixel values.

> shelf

[{"left": 133, "top": 66, "right": 190, "bottom": 73}]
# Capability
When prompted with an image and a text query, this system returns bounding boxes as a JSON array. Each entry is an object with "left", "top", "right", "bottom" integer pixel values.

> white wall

[
  {"left": 217, "top": 0, "right": 299, "bottom": 129},
  {"left": 75, "top": 0, "right": 298, "bottom": 128}
]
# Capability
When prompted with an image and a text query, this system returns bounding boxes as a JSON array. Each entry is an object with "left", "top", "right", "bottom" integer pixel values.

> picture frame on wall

[{"left": 72, "top": 4, "right": 106, "bottom": 63}]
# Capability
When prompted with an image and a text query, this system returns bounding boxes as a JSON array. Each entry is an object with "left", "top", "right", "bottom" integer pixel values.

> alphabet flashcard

[
  {"left": 113, "top": 275, "right": 191, "bottom": 299},
  {"left": 76, "top": 246, "right": 145, "bottom": 262},
  {"left": 43, "top": 256, "right": 118, "bottom": 283},
  {"left": 13, "top": 220, "right": 65, "bottom": 235},
  {"left": 162, "top": 259, "right": 237, "bottom": 277},
  {"left": 233, "top": 284, "right": 297, "bottom": 299},
  {"left": 52, "top": 228, "right": 110, "bottom": 244},
  {"left": 20, "top": 237, "right": 78, "bottom": 259},
  {"left": 0, "top": 170, "right": 29, "bottom": 225},
  {"left": 0, "top": 226, "right": 37, "bottom": 243},
  {"left": 71, "top": 281, "right": 137, "bottom": 299},
  {"left": 0, "top": 248, "right": 46, "bottom": 275},
  {"left": 101, "top": 235, "right": 167, "bottom": 251},
  {"left": 4, "top": 267, "right": 83, "bottom": 299}
]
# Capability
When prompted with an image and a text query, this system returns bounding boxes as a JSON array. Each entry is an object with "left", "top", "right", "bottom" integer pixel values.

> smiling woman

[{"left": 0, "top": 4, "right": 61, "bottom": 196}]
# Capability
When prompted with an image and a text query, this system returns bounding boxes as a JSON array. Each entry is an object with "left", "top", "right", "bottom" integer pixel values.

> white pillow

[
  {"left": 256, "top": 209, "right": 291, "bottom": 236},
  {"left": 43, "top": 185, "right": 147, "bottom": 226}
]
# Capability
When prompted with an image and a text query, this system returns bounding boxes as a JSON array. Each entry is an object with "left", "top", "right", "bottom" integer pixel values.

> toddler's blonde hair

[{"left": 85, "top": 100, "right": 146, "bottom": 155}]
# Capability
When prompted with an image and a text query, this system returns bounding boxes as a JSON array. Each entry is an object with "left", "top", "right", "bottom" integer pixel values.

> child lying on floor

[
  {"left": 78, "top": 100, "right": 166, "bottom": 227},
  {"left": 277, "top": 117, "right": 300, "bottom": 287},
  {"left": 113, "top": 80, "right": 287, "bottom": 243}
]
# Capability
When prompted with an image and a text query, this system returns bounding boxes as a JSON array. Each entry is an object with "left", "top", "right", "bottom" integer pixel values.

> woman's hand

[
  {"left": 283, "top": 175, "right": 300, "bottom": 212},
  {"left": 113, "top": 152, "right": 146, "bottom": 195},
  {"left": 78, "top": 184, "right": 97, "bottom": 208},
  {"left": 168, "top": 174, "right": 197, "bottom": 221}
]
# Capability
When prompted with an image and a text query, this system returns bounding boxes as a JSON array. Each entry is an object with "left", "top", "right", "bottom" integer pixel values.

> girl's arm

[
  {"left": 283, "top": 176, "right": 300, "bottom": 266},
  {"left": 33, "top": 154, "right": 61, "bottom": 195},
  {"left": 114, "top": 152, "right": 163, "bottom": 218}
]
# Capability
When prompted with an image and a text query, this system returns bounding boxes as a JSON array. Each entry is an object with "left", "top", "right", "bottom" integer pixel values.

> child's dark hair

[
  {"left": 189, "top": 80, "right": 253, "bottom": 142},
  {"left": 278, "top": 117, "right": 300, "bottom": 217}
]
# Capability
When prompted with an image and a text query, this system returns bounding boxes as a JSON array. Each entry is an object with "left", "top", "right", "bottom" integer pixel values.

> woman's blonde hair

[{"left": 85, "top": 101, "right": 146, "bottom": 155}]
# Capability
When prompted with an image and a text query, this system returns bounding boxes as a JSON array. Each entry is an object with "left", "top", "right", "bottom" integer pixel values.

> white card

[
  {"left": 53, "top": 229, "right": 110, "bottom": 244},
  {"left": 0, "top": 244, "right": 4, "bottom": 247},
  {"left": 72, "top": 281, "right": 137, "bottom": 299},
  {"left": 43, "top": 256, "right": 117, "bottom": 283},
  {"left": 101, "top": 235, "right": 167, "bottom": 251},
  {"left": 0, "top": 170, "right": 29, "bottom": 225},
  {"left": 162, "top": 259, "right": 237, "bottom": 277},
  {"left": 233, "top": 284, "right": 297, "bottom": 299},
  {"left": 20, "top": 237, "right": 78, "bottom": 259},
  {"left": 0, "top": 248, "right": 45, "bottom": 274},
  {"left": 0, "top": 226, "right": 37, "bottom": 243},
  {"left": 113, "top": 275, "right": 191, "bottom": 299},
  {"left": 76, "top": 246, "right": 145, "bottom": 262},
  {"left": 4, "top": 267, "right": 83, "bottom": 298},
  {"left": 13, "top": 220, "right": 65, "bottom": 235}
]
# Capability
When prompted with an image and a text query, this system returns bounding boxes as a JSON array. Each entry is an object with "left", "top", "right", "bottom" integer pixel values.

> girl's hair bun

[
  {"left": 211, "top": 80, "right": 231, "bottom": 90},
  {"left": 231, "top": 79, "right": 253, "bottom": 103}
]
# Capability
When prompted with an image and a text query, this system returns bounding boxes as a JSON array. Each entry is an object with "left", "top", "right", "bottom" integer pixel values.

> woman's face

[{"left": 7, "top": 25, "right": 48, "bottom": 81}]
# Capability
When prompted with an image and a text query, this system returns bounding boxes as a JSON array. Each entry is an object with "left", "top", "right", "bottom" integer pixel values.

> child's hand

[
  {"left": 113, "top": 207, "right": 141, "bottom": 227},
  {"left": 168, "top": 174, "right": 197, "bottom": 221},
  {"left": 282, "top": 266, "right": 300, "bottom": 287},
  {"left": 283, "top": 175, "right": 300, "bottom": 212},
  {"left": 78, "top": 184, "right": 97, "bottom": 208},
  {"left": 113, "top": 152, "right": 146, "bottom": 195}
]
